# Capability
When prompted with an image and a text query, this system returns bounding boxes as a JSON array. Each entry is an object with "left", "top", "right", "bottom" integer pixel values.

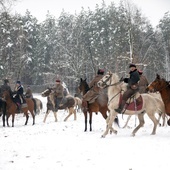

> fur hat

[
  {"left": 16, "top": 80, "right": 21, "bottom": 84},
  {"left": 129, "top": 63, "right": 136, "bottom": 68},
  {"left": 138, "top": 70, "right": 143, "bottom": 75},
  {"left": 4, "top": 79, "right": 9, "bottom": 84},
  {"left": 56, "top": 79, "right": 61, "bottom": 83},
  {"left": 97, "top": 69, "right": 104, "bottom": 75}
]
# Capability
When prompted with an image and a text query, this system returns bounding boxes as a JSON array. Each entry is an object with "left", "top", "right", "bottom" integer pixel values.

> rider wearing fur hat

[{"left": 115, "top": 63, "right": 140, "bottom": 113}]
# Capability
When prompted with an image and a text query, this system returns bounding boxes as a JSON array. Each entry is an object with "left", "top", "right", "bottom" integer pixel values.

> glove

[{"left": 124, "top": 78, "right": 129, "bottom": 83}]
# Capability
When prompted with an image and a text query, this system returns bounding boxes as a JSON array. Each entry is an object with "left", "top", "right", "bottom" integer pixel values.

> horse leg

[
  {"left": 132, "top": 113, "right": 145, "bottom": 136},
  {"left": 30, "top": 111, "right": 35, "bottom": 125},
  {"left": 2, "top": 112, "right": 6, "bottom": 127},
  {"left": 53, "top": 111, "right": 57, "bottom": 122},
  {"left": 43, "top": 110, "right": 50, "bottom": 123},
  {"left": 89, "top": 112, "right": 93, "bottom": 131},
  {"left": 147, "top": 112, "right": 159, "bottom": 135},
  {"left": 12, "top": 113, "right": 15, "bottom": 127},
  {"left": 24, "top": 112, "right": 29, "bottom": 125},
  {"left": 83, "top": 111, "right": 88, "bottom": 131},
  {"left": 102, "top": 111, "right": 117, "bottom": 138},
  {"left": 73, "top": 108, "right": 77, "bottom": 120},
  {"left": 64, "top": 108, "right": 72, "bottom": 121},
  {"left": 123, "top": 115, "right": 132, "bottom": 128},
  {"left": 7, "top": 114, "right": 10, "bottom": 127}
]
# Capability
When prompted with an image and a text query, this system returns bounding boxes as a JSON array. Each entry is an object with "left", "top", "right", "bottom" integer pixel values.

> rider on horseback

[
  {"left": 53, "top": 79, "right": 64, "bottom": 112},
  {"left": 115, "top": 63, "right": 140, "bottom": 113},
  {"left": 82, "top": 69, "right": 105, "bottom": 106},
  {"left": 13, "top": 81, "right": 26, "bottom": 110}
]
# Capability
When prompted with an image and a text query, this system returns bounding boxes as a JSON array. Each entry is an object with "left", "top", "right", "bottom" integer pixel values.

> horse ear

[
  {"left": 156, "top": 74, "right": 160, "bottom": 79},
  {"left": 80, "top": 78, "right": 82, "bottom": 82}
]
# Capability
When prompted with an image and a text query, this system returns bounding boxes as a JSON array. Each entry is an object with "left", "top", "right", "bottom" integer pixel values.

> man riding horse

[
  {"left": 13, "top": 81, "right": 26, "bottom": 111},
  {"left": 82, "top": 69, "right": 105, "bottom": 107},
  {"left": 115, "top": 63, "right": 140, "bottom": 114},
  {"left": 52, "top": 79, "right": 64, "bottom": 112}
]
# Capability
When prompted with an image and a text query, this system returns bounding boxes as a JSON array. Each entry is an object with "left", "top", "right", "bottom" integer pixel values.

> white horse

[{"left": 97, "top": 71, "right": 159, "bottom": 137}]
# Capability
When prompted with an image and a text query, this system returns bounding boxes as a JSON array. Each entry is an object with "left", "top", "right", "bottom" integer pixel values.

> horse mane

[{"left": 80, "top": 78, "right": 90, "bottom": 93}]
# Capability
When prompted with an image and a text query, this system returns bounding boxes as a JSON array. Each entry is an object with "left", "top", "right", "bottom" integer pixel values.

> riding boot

[
  {"left": 16, "top": 102, "right": 21, "bottom": 113},
  {"left": 114, "top": 100, "right": 126, "bottom": 113}
]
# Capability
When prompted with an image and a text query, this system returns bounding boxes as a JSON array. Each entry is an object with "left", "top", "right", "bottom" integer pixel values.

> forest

[{"left": 0, "top": 0, "right": 170, "bottom": 93}]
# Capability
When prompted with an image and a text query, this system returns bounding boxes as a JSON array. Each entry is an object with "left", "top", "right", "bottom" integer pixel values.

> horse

[
  {"left": 34, "top": 97, "right": 43, "bottom": 115},
  {"left": 123, "top": 92, "right": 166, "bottom": 128},
  {"left": 97, "top": 71, "right": 159, "bottom": 137},
  {"left": 2, "top": 90, "right": 35, "bottom": 127},
  {"left": 41, "top": 88, "right": 76, "bottom": 123},
  {"left": 146, "top": 74, "right": 170, "bottom": 125},
  {"left": 78, "top": 78, "right": 119, "bottom": 131},
  {"left": 123, "top": 97, "right": 166, "bottom": 128}
]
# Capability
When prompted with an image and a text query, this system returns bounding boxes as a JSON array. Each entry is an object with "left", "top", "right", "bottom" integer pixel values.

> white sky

[{"left": 12, "top": 0, "right": 170, "bottom": 27}]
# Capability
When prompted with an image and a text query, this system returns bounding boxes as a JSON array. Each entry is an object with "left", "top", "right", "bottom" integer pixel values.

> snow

[{"left": 0, "top": 93, "right": 170, "bottom": 170}]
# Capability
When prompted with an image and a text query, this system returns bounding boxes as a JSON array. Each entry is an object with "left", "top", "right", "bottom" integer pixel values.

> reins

[{"left": 100, "top": 73, "right": 124, "bottom": 105}]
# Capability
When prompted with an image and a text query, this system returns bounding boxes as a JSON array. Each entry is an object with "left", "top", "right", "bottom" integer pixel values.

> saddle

[{"left": 119, "top": 92, "right": 143, "bottom": 111}]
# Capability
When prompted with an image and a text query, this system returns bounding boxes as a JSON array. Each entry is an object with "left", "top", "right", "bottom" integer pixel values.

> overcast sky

[{"left": 12, "top": 0, "right": 170, "bottom": 27}]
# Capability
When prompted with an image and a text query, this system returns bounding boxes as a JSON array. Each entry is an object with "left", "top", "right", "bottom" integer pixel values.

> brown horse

[
  {"left": 2, "top": 90, "right": 35, "bottom": 127},
  {"left": 78, "top": 78, "right": 119, "bottom": 131},
  {"left": 147, "top": 74, "right": 170, "bottom": 125},
  {"left": 41, "top": 88, "right": 76, "bottom": 122}
]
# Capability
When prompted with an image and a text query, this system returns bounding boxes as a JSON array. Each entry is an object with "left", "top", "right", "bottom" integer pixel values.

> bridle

[
  {"left": 151, "top": 79, "right": 169, "bottom": 92},
  {"left": 99, "top": 73, "right": 122, "bottom": 89},
  {"left": 99, "top": 73, "right": 124, "bottom": 105}
]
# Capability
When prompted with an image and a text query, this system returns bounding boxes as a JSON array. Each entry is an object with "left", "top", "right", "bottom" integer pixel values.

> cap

[
  {"left": 97, "top": 69, "right": 105, "bottom": 75},
  {"left": 129, "top": 63, "right": 136, "bottom": 68},
  {"left": 4, "top": 79, "right": 9, "bottom": 84},
  {"left": 56, "top": 79, "right": 61, "bottom": 82},
  {"left": 138, "top": 70, "right": 143, "bottom": 75},
  {"left": 16, "top": 80, "right": 21, "bottom": 84}
]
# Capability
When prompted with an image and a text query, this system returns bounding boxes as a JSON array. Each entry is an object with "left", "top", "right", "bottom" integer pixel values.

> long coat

[
  {"left": 13, "top": 85, "right": 24, "bottom": 104},
  {"left": 138, "top": 75, "right": 149, "bottom": 93},
  {"left": 83, "top": 74, "right": 103, "bottom": 103}
]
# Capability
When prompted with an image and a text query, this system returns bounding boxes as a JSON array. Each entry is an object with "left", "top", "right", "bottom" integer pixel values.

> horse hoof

[
  {"left": 101, "top": 135, "right": 105, "bottom": 138},
  {"left": 167, "top": 119, "right": 170, "bottom": 126},
  {"left": 131, "top": 133, "right": 135, "bottom": 137}
]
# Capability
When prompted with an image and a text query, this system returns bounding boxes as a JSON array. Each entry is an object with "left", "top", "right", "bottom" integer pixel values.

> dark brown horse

[
  {"left": 78, "top": 78, "right": 118, "bottom": 131},
  {"left": 2, "top": 90, "right": 35, "bottom": 127},
  {"left": 147, "top": 74, "right": 170, "bottom": 125},
  {"left": 41, "top": 88, "right": 76, "bottom": 122}
]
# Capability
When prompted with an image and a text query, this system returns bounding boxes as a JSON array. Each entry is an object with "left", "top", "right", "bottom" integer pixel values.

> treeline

[{"left": 0, "top": 1, "right": 170, "bottom": 92}]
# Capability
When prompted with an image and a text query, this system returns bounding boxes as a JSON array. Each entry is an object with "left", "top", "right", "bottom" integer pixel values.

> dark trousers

[
  {"left": 120, "top": 87, "right": 138, "bottom": 109},
  {"left": 55, "top": 97, "right": 63, "bottom": 112}
]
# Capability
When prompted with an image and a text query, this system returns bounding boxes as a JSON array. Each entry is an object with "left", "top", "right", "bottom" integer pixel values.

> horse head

[
  {"left": 78, "top": 78, "right": 90, "bottom": 95},
  {"left": 147, "top": 74, "right": 169, "bottom": 92},
  {"left": 1, "top": 90, "right": 10, "bottom": 102},
  {"left": 41, "top": 87, "right": 53, "bottom": 97}
]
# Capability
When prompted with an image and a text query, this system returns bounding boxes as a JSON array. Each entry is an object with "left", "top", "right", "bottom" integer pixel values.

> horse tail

[
  {"left": 114, "top": 116, "right": 120, "bottom": 128},
  {"left": 32, "top": 98, "right": 37, "bottom": 115},
  {"left": 40, "top": 100, "right": 43, "bottom": 110}
]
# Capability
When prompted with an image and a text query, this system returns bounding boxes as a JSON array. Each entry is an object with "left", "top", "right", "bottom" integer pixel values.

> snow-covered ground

[{"left": 0, "top": 93, "right": 170, "bottom": 170}]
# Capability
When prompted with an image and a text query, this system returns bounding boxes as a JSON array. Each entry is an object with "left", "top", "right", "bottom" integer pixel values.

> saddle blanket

[{"left": 119, "top": 94, "right": 143, "bottom": 111}]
